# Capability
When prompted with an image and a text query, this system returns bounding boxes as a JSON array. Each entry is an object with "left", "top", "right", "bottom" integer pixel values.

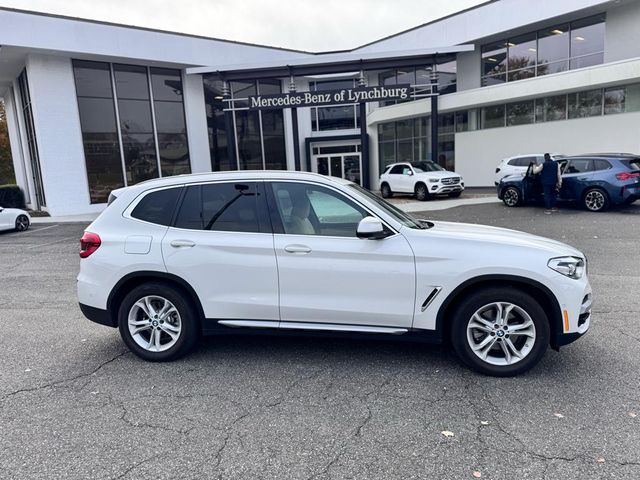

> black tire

[
  {"left": 14, "top": 215, "right": 30, "bottom": 232},
  {"left": 415, "top": 183, "right": 429, "bottom": 201},
  {"left": 582, "top": 188, "right": 609, "bottom": 212},
  {"left": 117, "top": 282, "right": 200, "bottom": 362},
  {"left": 380, "top": 183, "right": 393, "bottom": 199},
  {"left": 448, "top": 191, "right": 462, "bottom": 198},
  {"left": 501, "top": 186, "right": 521, "bottom": 207},
  {"left": 449, "top": 287, "right": 550, "bottom": 377}
]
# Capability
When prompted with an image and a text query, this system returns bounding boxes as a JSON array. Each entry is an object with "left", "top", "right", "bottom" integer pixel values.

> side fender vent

[{"left": 421, "top": 287, "right": 442, "bottom": 312}]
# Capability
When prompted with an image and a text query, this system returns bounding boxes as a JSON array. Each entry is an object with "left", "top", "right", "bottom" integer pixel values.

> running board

[{"left": 218, "top": 320, "right": 407, "bottom": 335}]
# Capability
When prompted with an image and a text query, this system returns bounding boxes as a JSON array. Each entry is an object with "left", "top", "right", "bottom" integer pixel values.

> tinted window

[
  {"left": 174, "top": 183, "right": 263, "bottom": 233},
  {"left": 621, "top": 159, "right": 640, "bottom": 171},
  {"left": 270, "top": 183, "right": 366, "bottom": 237},
  {"left": 389, "top": 165, "right": 405, "bottom": 174},
  {"left": 593, "top": 159, "right": 612, "bottom": 171},
  {"left": 564, "top": 159, "right": 593, "bottom": 174},
  {"left": 131, "top": 187, "right": 182, "bottom": 225}
]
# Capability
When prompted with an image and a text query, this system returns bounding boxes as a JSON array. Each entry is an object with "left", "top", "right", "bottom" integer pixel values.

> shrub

[{"left": 0, "top": 184, "right": 26, "bottom": 209}]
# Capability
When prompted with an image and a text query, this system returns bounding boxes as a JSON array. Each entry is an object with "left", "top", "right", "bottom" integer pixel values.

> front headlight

[
  {"left": 548, "top": 256, "right": 585, "bottom": 279},
  {"left": 428, "top": 178, "right": 439, "bottom": 183}
]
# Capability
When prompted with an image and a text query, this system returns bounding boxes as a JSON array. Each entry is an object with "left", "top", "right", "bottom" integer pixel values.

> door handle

[
  {"left": 284, "top": 244, "right": 312, "bottom": 254},
  {"left": 170, "top": 239, "right": 196, "bottom": 248}
]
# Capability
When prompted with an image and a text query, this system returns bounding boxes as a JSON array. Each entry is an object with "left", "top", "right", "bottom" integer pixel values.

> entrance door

[{"left": 312, "top": 149, "right": 363, "bottom": 186}]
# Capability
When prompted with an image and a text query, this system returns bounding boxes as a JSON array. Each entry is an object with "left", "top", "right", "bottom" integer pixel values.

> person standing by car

[{"left": 533, "top": 153, "right": 562, "bottom": 214}]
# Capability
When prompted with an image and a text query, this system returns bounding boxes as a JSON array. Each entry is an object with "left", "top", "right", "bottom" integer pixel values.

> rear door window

[
  {"left": 564, "top": 159, "right": 593, "bottom": 174},
  {"left": 131, "top": 187, "right": 182, "bottom": 226},
  {"left": 174, "top": 182, "right": 269, "bottom": 233}
]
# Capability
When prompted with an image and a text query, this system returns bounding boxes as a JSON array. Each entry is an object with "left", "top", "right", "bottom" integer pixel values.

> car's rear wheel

[
  {"left": 381, "top": 183, "right": 393, "bottom": 199},
  {"left": 502, "top": 186, "right": 521, "bottom": 207},
  {"left": 448, "top": 191, "right": 462, "bottom": 198},
  {"left": 450, "top": 287, "right": 549, "bottom": 376},
  {"left": 118, "top": 283, "right": 200, "bottom": 361},
  {"left": 583, "top": 188, "right": 609, "bottom": 212},
  {"left": 415, "top": 183, "right": 429, "bottom": 201},
  {"left": 15, "top": 215, "right": 29, "bottom": 232}
]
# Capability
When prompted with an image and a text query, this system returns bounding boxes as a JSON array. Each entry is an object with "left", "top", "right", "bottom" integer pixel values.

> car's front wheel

[
  {"left": 15, "top": 215, "right": 29, "bottom": 232},
  {"left": 415, "top": 183, "right": 429, "bottom": 201},
  {"left": 380, "top": 183, "right": 393, "bottom": 199},
  {"left": 583, "top": 188, "right": 609, "bottom": 212},
  {"left": 450, "top": 287, "right": 549, "bottom": 376},
  {"left": 502, "top": 186, "right": 521, "bottom": 207},
  {"left": 118, "top": 282, "right": 200, "bottom": 361}
]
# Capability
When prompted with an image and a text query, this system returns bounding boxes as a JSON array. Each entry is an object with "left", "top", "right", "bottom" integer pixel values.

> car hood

[
  {"left": 415, "top": 171, "right": 460, "bottom": 179},
  {"left": 419, "top": 220, "right": 582, "bottom": 257}
]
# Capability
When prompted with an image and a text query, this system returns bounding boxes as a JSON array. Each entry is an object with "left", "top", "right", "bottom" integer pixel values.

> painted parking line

[{"left": 25, "top": 236, "right": 78, "bottom": 250}]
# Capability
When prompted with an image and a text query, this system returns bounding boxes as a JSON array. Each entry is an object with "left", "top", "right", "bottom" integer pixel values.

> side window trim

[
  {"left": 171, "top": 180, "right": 272, "bottom": 234},
  {"left": 265, "top": 180, "right": 396, "bottom": 237}
]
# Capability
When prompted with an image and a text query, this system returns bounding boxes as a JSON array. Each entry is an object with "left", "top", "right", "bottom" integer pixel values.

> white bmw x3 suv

[
  {"left": 379, "top": 161, "right": 464, "bottom": 201},
  {"left": 78, "top": 171, "right": 591, "bottom": 376}
]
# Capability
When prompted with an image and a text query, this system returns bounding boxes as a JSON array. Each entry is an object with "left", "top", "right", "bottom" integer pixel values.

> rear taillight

[
  {"left": 80, "top": 232, "right": 101, "bottom": 258},
  {"left": 616, "top": 171, "right": 640, "bottom": 181}
]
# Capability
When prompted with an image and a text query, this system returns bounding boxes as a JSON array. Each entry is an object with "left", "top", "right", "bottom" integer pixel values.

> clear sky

[{"left": 0, "top": 0, "right": 487, "bottom": 52}]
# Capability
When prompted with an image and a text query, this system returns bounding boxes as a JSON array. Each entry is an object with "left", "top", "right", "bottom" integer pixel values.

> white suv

[
  {"left": 78, "top": 171, "right": 591, "bottom": 376},
  {"left": 380, "top": 161, "right": 464, "bottom": 201},
  {"left": 494, "top": 154, "right": 564, "bottom": 185}
]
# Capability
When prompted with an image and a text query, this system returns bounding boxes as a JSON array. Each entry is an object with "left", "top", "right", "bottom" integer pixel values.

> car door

[
  {"left": 0, "top": 208, "right": 10, "bottom": 230},
  {"left": 267, "top": 181, "right": 416, "bottom": 328},
  {"left": 386, "top": 164, "right": 408, "bottom": 192},
  {"left": 161, "top": 181, "right": 279, "bottom": 321},
  {"left": 560, "top": 158, "right": 593, "bottom": 201}
]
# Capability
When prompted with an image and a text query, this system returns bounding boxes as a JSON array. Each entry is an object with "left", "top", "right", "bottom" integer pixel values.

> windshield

[
  {"left": 411, "top": 161, "right": 444, "bottom": 172},
  {"left": 348, "top": 184, "right": 428, "bottom": 229}
]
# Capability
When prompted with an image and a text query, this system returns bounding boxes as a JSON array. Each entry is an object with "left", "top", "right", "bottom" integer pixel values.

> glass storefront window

[
  {"left": 604, "top": 87, "right": 626, "bottom": 115},
  {"left": 481, "top": 14, "right": 605, "bottom": 85},
  {"left": 72, "top": 60, "right": 124, "bottom": 204},
  {"left": 535, "top": 95, "right": 567, "bottom": 122},
  {"left": 481, "top": 105, "right": 505, "bottom": 129},
  {"left": 537, "top": 25, "right": 569, "bottom": 76},
  {"left": 438, "top": 61, "right": 457, "bottom": 94},
  {"left": 311, "top": 79, "right": 358, "bottom": 131},
  {"left": 507, "top": 33, "right": 536, "bottom": 81},
  {"left": 570, "top": 15, "right": 605, "bottom": 69},
  {"left": 506, "top": 100, "right": 535, "bottom": 125},
  {"left": 568, "top": 89, "right": 603, "bottom": 118}
]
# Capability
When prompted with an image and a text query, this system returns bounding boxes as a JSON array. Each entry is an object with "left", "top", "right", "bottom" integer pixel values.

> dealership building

[{"left": 1, "top": 0, "right": 640, "bottom": 216}]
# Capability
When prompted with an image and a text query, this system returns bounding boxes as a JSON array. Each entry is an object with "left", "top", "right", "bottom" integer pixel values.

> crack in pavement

[{"left": 1, "top": 350, "right": 129, "bottom": 401}]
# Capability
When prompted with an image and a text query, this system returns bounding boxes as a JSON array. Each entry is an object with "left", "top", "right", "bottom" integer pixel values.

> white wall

[
  {"left": 456, "top": 50, "right": 480, "bottom": 92},
  {"left": 182, "top": 73, "right": 210, "bottom": 173},
  {"left": 604, "top": 1, "right": 640, "bottom": 63},
  {"left": 455, "top": 112, "right": 640, "bottom": 186},
  {"left": 25, "top": 54, "right": 95, "bottom": 216}
]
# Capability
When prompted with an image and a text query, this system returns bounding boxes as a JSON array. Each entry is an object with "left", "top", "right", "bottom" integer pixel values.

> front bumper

[
  {"left": 551, "top": 275, "right": 592, "bottom": 349},
  {"left": 430, "top": 183, "right": 464, "bottom": 194}
]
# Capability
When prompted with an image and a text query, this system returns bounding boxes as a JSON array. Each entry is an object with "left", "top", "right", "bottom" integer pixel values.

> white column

[
  {"left": 26, "top": 54, "right": 94, "bottom": 216},
  {"left": 182, "top": 73, "right": 211, "bottom": 173}
]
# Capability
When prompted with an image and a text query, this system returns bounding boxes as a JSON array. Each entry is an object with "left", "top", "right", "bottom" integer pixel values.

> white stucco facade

[{"left": 1, "top": 0, "right": 640, "bottom": 214}]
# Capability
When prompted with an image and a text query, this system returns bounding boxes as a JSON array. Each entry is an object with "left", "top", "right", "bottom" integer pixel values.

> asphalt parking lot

[{"left": 1, "top": 201, "right": 639, "bottom": 480}]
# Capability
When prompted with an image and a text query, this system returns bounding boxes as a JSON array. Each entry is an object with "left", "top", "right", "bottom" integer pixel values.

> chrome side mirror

[{"left": 356, "top": 216, "right": 388, "bottom": 240}]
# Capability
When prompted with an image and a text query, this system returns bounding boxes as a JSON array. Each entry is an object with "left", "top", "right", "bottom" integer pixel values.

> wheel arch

[
  {"left": 436, "top": 274, "right": 563, "bottom": 349},
  {"left": 107, "top": 271, "right": 205, "bottom": 327}
]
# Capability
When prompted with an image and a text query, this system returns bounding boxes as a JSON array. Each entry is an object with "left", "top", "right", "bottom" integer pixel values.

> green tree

[{"left": 0, "top": 100, "right": 16, "bottom": 184}]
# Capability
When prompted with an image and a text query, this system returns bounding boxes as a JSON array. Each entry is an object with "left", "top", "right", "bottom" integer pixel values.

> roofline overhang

[{"left": 185, "top": 45, "right": 474, "bottom": 80}]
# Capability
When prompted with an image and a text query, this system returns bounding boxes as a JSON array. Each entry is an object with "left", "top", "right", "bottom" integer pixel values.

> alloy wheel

[
  {"left": 128, "top": 295, "right": 182, "bottom": 352},
  {"left": 584, "top": 190, "right": 605, "bottom": 211},
  {"left": 466, "top": 302, "right": 536, "bottom": 366},
  {"left": 503, "top": 188, "right": 519, "bottom": 207},
  {"left": 15, "top": 215, "right": 29, "bottom": 231}
]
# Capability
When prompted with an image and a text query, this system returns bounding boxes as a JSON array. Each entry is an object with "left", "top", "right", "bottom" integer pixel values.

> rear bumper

[{"left": 79, "top": 303, "right": 116, "bottom": 328}]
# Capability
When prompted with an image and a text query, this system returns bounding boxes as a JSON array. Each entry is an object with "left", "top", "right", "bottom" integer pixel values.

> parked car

[
  {"left": 78, "top": 171, "right": 591, "bottom": 376},
  {"left": 498, "top": 153, "right": 640, "bottom": 211},
  {"left": 380, "top": 161, "right": 464, "bottom": 201},
  {"left": 494, "top": 153, "right": 564, "bottom": 185},
  {"left": 0, "top": 206, "right": 30, "bottom": 232}
]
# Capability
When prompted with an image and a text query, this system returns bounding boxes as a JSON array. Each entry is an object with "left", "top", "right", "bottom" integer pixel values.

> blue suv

[{"left": 497, "top": 154, "right": 640, "bottom": 212}]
